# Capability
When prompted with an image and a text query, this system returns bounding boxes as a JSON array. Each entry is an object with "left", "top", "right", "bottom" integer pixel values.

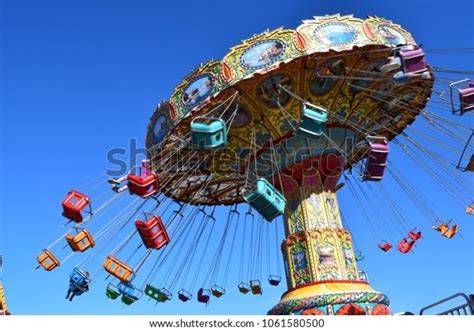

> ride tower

[
  {"left": 266, "top": 150, "right": 390, "bottom": 315},
  {"left": 0, "top": 255, "right": 9, "bottom": 315}
]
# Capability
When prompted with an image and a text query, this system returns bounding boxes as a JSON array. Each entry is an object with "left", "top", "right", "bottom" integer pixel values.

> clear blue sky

[{"left": 1, "top": 0, "right": 473, "bottom": 315}]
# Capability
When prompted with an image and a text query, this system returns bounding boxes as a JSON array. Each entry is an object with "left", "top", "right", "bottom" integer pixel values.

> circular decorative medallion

[
  {"left": 257, "top": 74, "right": 294, "bottom": 108},
  {"left": 313, "top": 23, "right": 358, "bottom": 46},
  {"left": 152, "top": 113, "right": 169, "bottom": 145},
  {"left": 240, "top": 39, "right": 286, "bottom": 70},
  {"left": 377, "top": 24, "right": 406, "bottom": 45},
  {"left": 231, "top": 105, "right": 251, "bottom": 128},
  {"left": 180, "top": 73, "right": 216, "bottom": 108}
]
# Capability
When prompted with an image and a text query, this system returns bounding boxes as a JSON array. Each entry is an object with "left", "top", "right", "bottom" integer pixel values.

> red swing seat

[
  {"left": 135, "top": 215, "right": 170, "bottom": 250},
  {"left": 408, "top": 229, "right": 422, "bottom": 241},
  {"left": 397, "top": 238, "right": 415, "bottom": 254},
  {"left": 61, "top": 190, "right": 91, "bottom": 223},
  {"left": 377, "top": 241, "right": 392, "bottom": 252},
  {"left": 178, "top": 289, "right": 192, "bottom": 302},
  {"left": 197, "top": 288, "right": 211, "bottom": 304}
]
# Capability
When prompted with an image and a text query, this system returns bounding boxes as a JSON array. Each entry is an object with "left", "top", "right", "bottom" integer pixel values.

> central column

[{"left": 268, "top": 156, "right": 391, "bottom": 315}]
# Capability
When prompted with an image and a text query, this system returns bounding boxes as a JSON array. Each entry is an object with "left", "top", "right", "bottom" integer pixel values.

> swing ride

[{"left": 36, "top": 14, "right": 473, "bottom": 315}]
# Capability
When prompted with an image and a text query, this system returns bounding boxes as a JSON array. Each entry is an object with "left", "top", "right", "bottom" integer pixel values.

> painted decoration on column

[{"left": 290, "top": 242, "right": 312, "bottom": 286}]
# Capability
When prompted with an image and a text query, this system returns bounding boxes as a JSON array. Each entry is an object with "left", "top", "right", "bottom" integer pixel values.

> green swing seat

[
  {"left": 145, "top": 284, "right": 172, "bottom": 303},
  {"left": 105, "top": 283, "right": 121, "bottom": 300}
]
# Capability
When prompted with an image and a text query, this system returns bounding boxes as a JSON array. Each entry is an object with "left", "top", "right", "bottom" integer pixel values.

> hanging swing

[
  {"left": 466, "top": 202, "right": 474, "bottom": 215},
  {"left": 407, "top": 228, "right": 423, "bottom": 241},
  {"left": 103, "top": 255, "right": 135, "bottom": 283},
  {"left": 144, "top": 284, "right": 172, "bottom": 303},
  {"left": 361, "top": 136, "right": 390, "bottom": 182},
  {"left": 197, "top": 288, "right": 211, "bottom": 305},
  {"left": 397, "top": 238, "right": 415, "bottom": 254},
  {"left": 268, "top": 275, "right": 281, "bottom": 286},
  {"left": 211, "top": 285, "right": 225, "bottom": 298},
  {"left": 61, "top": 190, "right": 92, "bottom": 223},
  {"left": 297, "top": 102, "right": 328, "bottom": 138},
  {"left": 65, "top": 228, "right": 95, "bottom": 252},
  {"left": 68, "top": 267, "right": 90, "bottom": 298},
  {"left": 432, "top": 220, "right": 459, "bottom": 239},
  {"left": 37, "top": 249, "right": 60, "bottom": 271},
  {"left": 105, "top": 283, "right": 121, "bottom": 300},
  {"left": 238, "top": 282, "right": 251, "bottom": 294},
  {"left": 450, "top": 79, "right": 474, "bottom": 115},
  {"left": 178, "top": 289, "right": 192, "bottom": 302},
  {"left": 135, "top": 214, "right": 170, "bottom": 250},
  {"left": 250, "top": 280, "right": 263, "bottom": 295},
  {"left": 456, "top": 131, "right": 474, "bottom": 172},
  {"left": 190, "top": 117, "right": 228, "bottom": 150},
  {"left": 354, "top": 250, "right": 365, "bottom": 262},
  {"left": 377, "top": 240, "right": 392, "bottom": 252},
  {"left": 118, "top": 282, "right": 143, "bottom": 305},
  {"left": 243, "top": 178, "right": 286, "bottom": 222},
  {"left": 127, "top": 164, "right": 160, "bottom": 198},
  {"left": 399, "top": 46, "right": 427, "bottom": 74}
]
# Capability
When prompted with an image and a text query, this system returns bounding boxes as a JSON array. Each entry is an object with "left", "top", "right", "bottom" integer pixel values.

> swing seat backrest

[
  {"left": 127, "top": 173, "right": 159, "bottom": 198},
  {"left": 135, "top": 215, "right": 170, "bottom": 250},
  {"left": 408, "top": 230, "right": 422, "bottom": 241},
  {"left": 400, "top": 48, "right": 427, "bottom": 74},
  {"left": 377, "top": 242, "right": 392, "bottom": 252},
  {"left": 61, "top": 190, "right": 90, "bottom": 223},
  {"left": 244, "top": 178, "right": 286, "bottom": 221},
  {"left": 250, "top": 280, "right": 262, "bottom": 295},
  {"left": 197, "top": 288, "right": 210, "bottom": 304},
  {"left": 433, "top": 223, "right": 449, "bottom": 235},
  {"left": 297, "top": 104, "right": 328, "bottom": 137},
  {"left": 190, "top": 118, "right": 227, "bottom": 150},
  {"left": 66, "top": 229, "right": 95, "bottom": 252},
  {"left": 37, "top": 249, "right": 60, "bottom": 271},
  {"left": 444, "top": 224, "right": 459, "bottom": 239},
  {"left": 459, "top": 84, "right": 474, "bottom": 113},
  {"left": 103, "top": 255, "right": 134, "bottom": 283},
  {"left": 464, "top": 155, "right": 474, "bottom": 172}
]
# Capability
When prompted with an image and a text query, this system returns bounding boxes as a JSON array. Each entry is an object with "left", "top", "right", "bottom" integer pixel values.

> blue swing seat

[
  {"left": 244, "top": 178, "right": 286, "bottom": 221},
  {"left": 118, "top": 282, "right": 143, "bottom": 305},
  {"left": 190, "top": 117, "right": 227, "bottom": 150},
  {"left": 69, "top": 267, "right": 90, "bottom": 296},
  {"left": 297, "top": 103, "right": 328, "bottom": 138}
]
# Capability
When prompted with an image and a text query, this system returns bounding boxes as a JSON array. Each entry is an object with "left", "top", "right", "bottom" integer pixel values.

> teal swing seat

[
  {"left": 105, "top": 283, "right": 121, "bottom": 300},
  {"left": 243, "top": 178, "right": 286, "bottom": 222},
  {"left": 355, "top": 250, "right": 365, "bottom": 262},
  {"left": 190, "top": 117, "right": 227, "bottom": 150},
  {"left": 297, "top": 103, "right": 328, "bottom": 138},
  {"left": 144, "top": 284, "right": 172, "bottom": 303}
]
